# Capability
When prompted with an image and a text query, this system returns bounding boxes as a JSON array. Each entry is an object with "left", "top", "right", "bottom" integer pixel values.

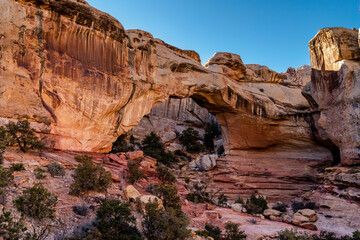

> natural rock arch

[{"left": 2, "top": 0, "right": 358, "bottom": 167}]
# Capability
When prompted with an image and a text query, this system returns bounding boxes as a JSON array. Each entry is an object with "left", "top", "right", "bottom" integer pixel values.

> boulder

[
  {"left": 200, "top": 154, "right": 218, "bottom": 171},
  {"left": 263, "top": 209, "right": 282, "bottom": 217},
  {"left": 125, "top": 151, "right": 144, "bottom": 160},
  {"left": 137, "top": 195, "right": 163, "bottom": 213},
  {"left": 124, "top": 185, "right": 141, "bottom": 201},
  {"left": 300, "top": 222, "right": 318, "bottom": 231},
  {"left": 297, "top": 209, "right": 317, "bottom": 222},
  {"left": 292, "top": 213, "right": 310, "bottom": 226},
  {"left": 231, "top": 203, "right": 244, "bottom": 213}
]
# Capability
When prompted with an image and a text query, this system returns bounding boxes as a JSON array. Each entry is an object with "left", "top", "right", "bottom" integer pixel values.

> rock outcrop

[
  {"left": 0, "top": 0, "right": 330, "bottom": 165},
  {"left": 304, "top": 27, "right": 360, "bottom": 165}
]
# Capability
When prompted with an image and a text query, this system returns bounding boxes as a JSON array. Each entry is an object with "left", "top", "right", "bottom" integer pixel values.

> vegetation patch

[
  {"left": 69, "top": 155, "right": 112, "bottom": 196},
  {"left": 14, "top": 183, "right": 58, "bottom": 220},
  {"left": 179, "top": 128, "right": 205, "bottom": 153},
  {"left": 47, "top": 162, "right": 65, "bottom": 177},
  {"left": 127, "top": 157, "right": 147, "bottom": 184}
]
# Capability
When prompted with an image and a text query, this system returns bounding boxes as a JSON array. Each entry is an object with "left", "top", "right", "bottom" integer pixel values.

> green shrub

[
  {"left": 73, "top": 204, "right": 88, "bottom": 216},
  {"left": 174, "top": 149, "right": 188, "bottom": 157},
  {"left": 143, "top": 200, "right": 190, "bottom": 240},
  {"left": 0, "top": 166, "right": 13, "bottom": 196},
  {"left": 156, "top": 164, "right": 176, "bottom": 183},
  {"left": 141, "top": 132, "right": 178, "bottom": 166},
  {"left": 111, "top": 134, "right": 134, "bottom": 153},
  {"left": 0, "top": 126, "right": 10, "bottom": 165},
  {"left": 47, "top": 162, "right": 65, "bottom": 177},
  {"left": 14, "top": 183, "right": 58, "bottom": 220},
  {"left": 204, "top": 121, "right": 221, "bottom": 151},
  {"left": 10, "top": 163, "right": 24, "bottom": 172},
  {"left": 185, "top": 181, "right": 211, "bottom": 204},
  {"left": 195, "top": 223, "right": 222, "bottom": 240},
  {"left": 244, "top": 194, "right": 268, "bottom": 214},
  {"left": 273, "top": 202, "right": 288, "bottom": 213},
  {"left": 217, "top": 193, "right": 228, "bottom": 207},
  {"left": 278, "top": 229, "right": 360, "bottom": 240},
  {"left": 96, "top": 200, "right": 143, "bottom": 240},
  {"left": 224, "top": 222, "right": 246, "bottom": 240},
  {"left": 34, "top": 167, "right": 46, "bottom": 179},
  {"left": 179, "top": 128, "right": 205, "bottom": 153},
  {"left": 0, "top": 208, "right": 31, "bottom": 239},
  {"left": 157, "top": 151, "right": 178, "bottom": 166},
  {"left": 69, "top": 155, "right": 112, "bottom": 196},
  {"left": 235, "top": 196, "right": 244, "bottom": 204},
  {"left": 141, "top": 132, "right": 164, "bottom": 158},
  {"left": 148, "top": 183, "right": 181, "bottom": 209},
  {"left": 127, "top": 158, "right": 147, "bottom": 184},
  {"left": 5, "top": 119, "right": 44, "bottom": 152}
]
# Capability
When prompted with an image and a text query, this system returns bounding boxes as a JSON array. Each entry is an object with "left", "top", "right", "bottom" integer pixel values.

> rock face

[
  {"left": 304, "top": 27, "right": 360, "bottom": 165},
  {"left": 129, "top": 97, "right": 216, "bottom": 146},
  {"left": 0, "top": 0, "right": 331, "bottom": 164}
]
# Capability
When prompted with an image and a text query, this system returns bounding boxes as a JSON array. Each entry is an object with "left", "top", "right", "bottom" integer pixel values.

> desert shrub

[
  {"left": 185, "top": 180, "right": 214, "bottom": 204},
  {"left": 273, "top": 202, "right": 288, "bottom": 213},
  {"left": 5, "top": 119, "right": 44, "bottom": 152},
  {"left": 111, "top": 134, "right": 134, "bottom": 153},
  {"left": 204, "top": 121, "right": 221, "bottom": 151},
  {"left": 143, "top": 200, "right": 190, "bottom": 240},
  {"left": 0, "top": 126, "right": 10, "bottom": 165},
  {"left": 47, "top": 162, "right": 65, "bottom": 177},
  {"left": 73, "top": 204, "right": 88, "bottom": 216},
  {"left": 96, "top": 200, "right": 143, "bottom": 240},
  {"left": 217, "top": 193, "right": 228, "bottom": 207},
  {"left": 235, "top": 196, "right": 244, "bottom": 204},
  {"left": 141, "top": 132, "right": 164, "bottom": 158},
  {"left": 179, "top": 128, "right": 205, "bottom": 153},
  {"left": 278, "top": 229, "right": 315, "bottom": 240},
  {"left": 34, "top": 167, "right": 46, "bottom": 179},
  {"left": 156, "top": 164, "right": 176, "bottom": 183},
  {"left": 195, "top": 223, "right": 222, "bottom": 240},
  {"left": 148, "top": 183, "right": 181, "bottom": 209},
  {"left": 10, "top": 163, "right": 25, "bottom": 172},
  {"left": 184, "top": 177, "right": 190, "bottom": 184},
  {"left": 244, "top": 194, "right": 268, "bottom": 214},
  {"left": 69, "top": 155, "right": 112, "bottom": 196},
  {"left": 14, "top": 183, "right": 58, "bottom": 220},
  {"left": 0, "top": 166, "right": 13, "bottom": 197},
  {"left": 157, "top": 151, "right": 178, "bottom": 166},
  {"left": 0, "top": 208, "right": 32, "bottom": 239},
  {"left": 127, "top": 158, "right": 147, "bottom": 184},
  {"left": 291, "top": 201, "right": 315, "bottom": 213},
  {"left": 224, "top": 222, "right": 246, "bottom": 240},
  {"left": 141, "top": 132, "right": 178, "bottom": 166}
]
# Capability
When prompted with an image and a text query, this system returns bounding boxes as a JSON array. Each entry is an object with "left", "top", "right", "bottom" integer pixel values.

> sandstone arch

[{"left": 0, "top": 0, "right": 332, "bottom": 162}]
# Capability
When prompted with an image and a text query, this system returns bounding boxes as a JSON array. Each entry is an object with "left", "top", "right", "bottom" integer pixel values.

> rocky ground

[{"left": 2, "top": 148, "right": 359, "bottom": 239}]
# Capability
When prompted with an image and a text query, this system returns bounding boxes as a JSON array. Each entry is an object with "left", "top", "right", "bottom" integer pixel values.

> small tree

[
  {"left": 148, "top": 183, "right": 181, "bottom": 210},
  {"left": 179, "top": 128, "right": 204, "bottom": 153},
  {"left": 96, "top": 200, "right": 143, "bottom": 240},
  {"left": 204, "top": 121, "right": 221, "bottom": 151},
  {"left": 156, "top": 164, "right": 176, "bottom": 183},
  {"left": 217, "top": 193, "right": 228, "bottom": 207},
  {"left": 0, "top": 166, "right": 13, "bottom": 201},
  {"left": 143, "top": 200, "right": 190, "bottom": 240},
  {"left": 127, "top": 158, "right": 147, "bottom": 184},
  {"left": 224, "top": 222, "right": 246, "bottom": 240},
  {"left": 6, "top": 119, "right": 44, "bottom": 152},
  {"left": 195, "top": 223, "right": 221, "bottom": 240},
  {"left": 0, "top": 208, "right": 30, "bottom": 239},
  {"left": 69, "top": 155, "right": 112, "bottom": 196},
  {"left": 47, "top": 162, "right": 65, "bottom": 177},
  {"left": 244, "top": 194, "right": 268, "bottom": 214},
  {"left": 14, "top": 183, "right": 58, "bottom": 220},
  {"left": 0, "top": 126, "right": 10, "bottom": 164},
  {"left": 111, "top": 134, "right": 134, "bottom": 153}
]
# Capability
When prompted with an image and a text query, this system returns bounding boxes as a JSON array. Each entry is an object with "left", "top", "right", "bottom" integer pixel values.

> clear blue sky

[{"left": 87, "top": 0, "right": 359, "bottom": 72}]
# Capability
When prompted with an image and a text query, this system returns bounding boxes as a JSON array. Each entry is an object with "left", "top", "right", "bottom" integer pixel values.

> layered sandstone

[{"left": 0, "top": 0, "right": 330, "bottom": 164}]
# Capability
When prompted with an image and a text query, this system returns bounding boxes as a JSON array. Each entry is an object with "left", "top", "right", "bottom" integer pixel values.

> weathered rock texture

[
  {"left": 0, "top": 0, "right": 331, "bottom": 164},
  {"left": 304, "top": 27, "right": 360, "bottom": 165}
]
